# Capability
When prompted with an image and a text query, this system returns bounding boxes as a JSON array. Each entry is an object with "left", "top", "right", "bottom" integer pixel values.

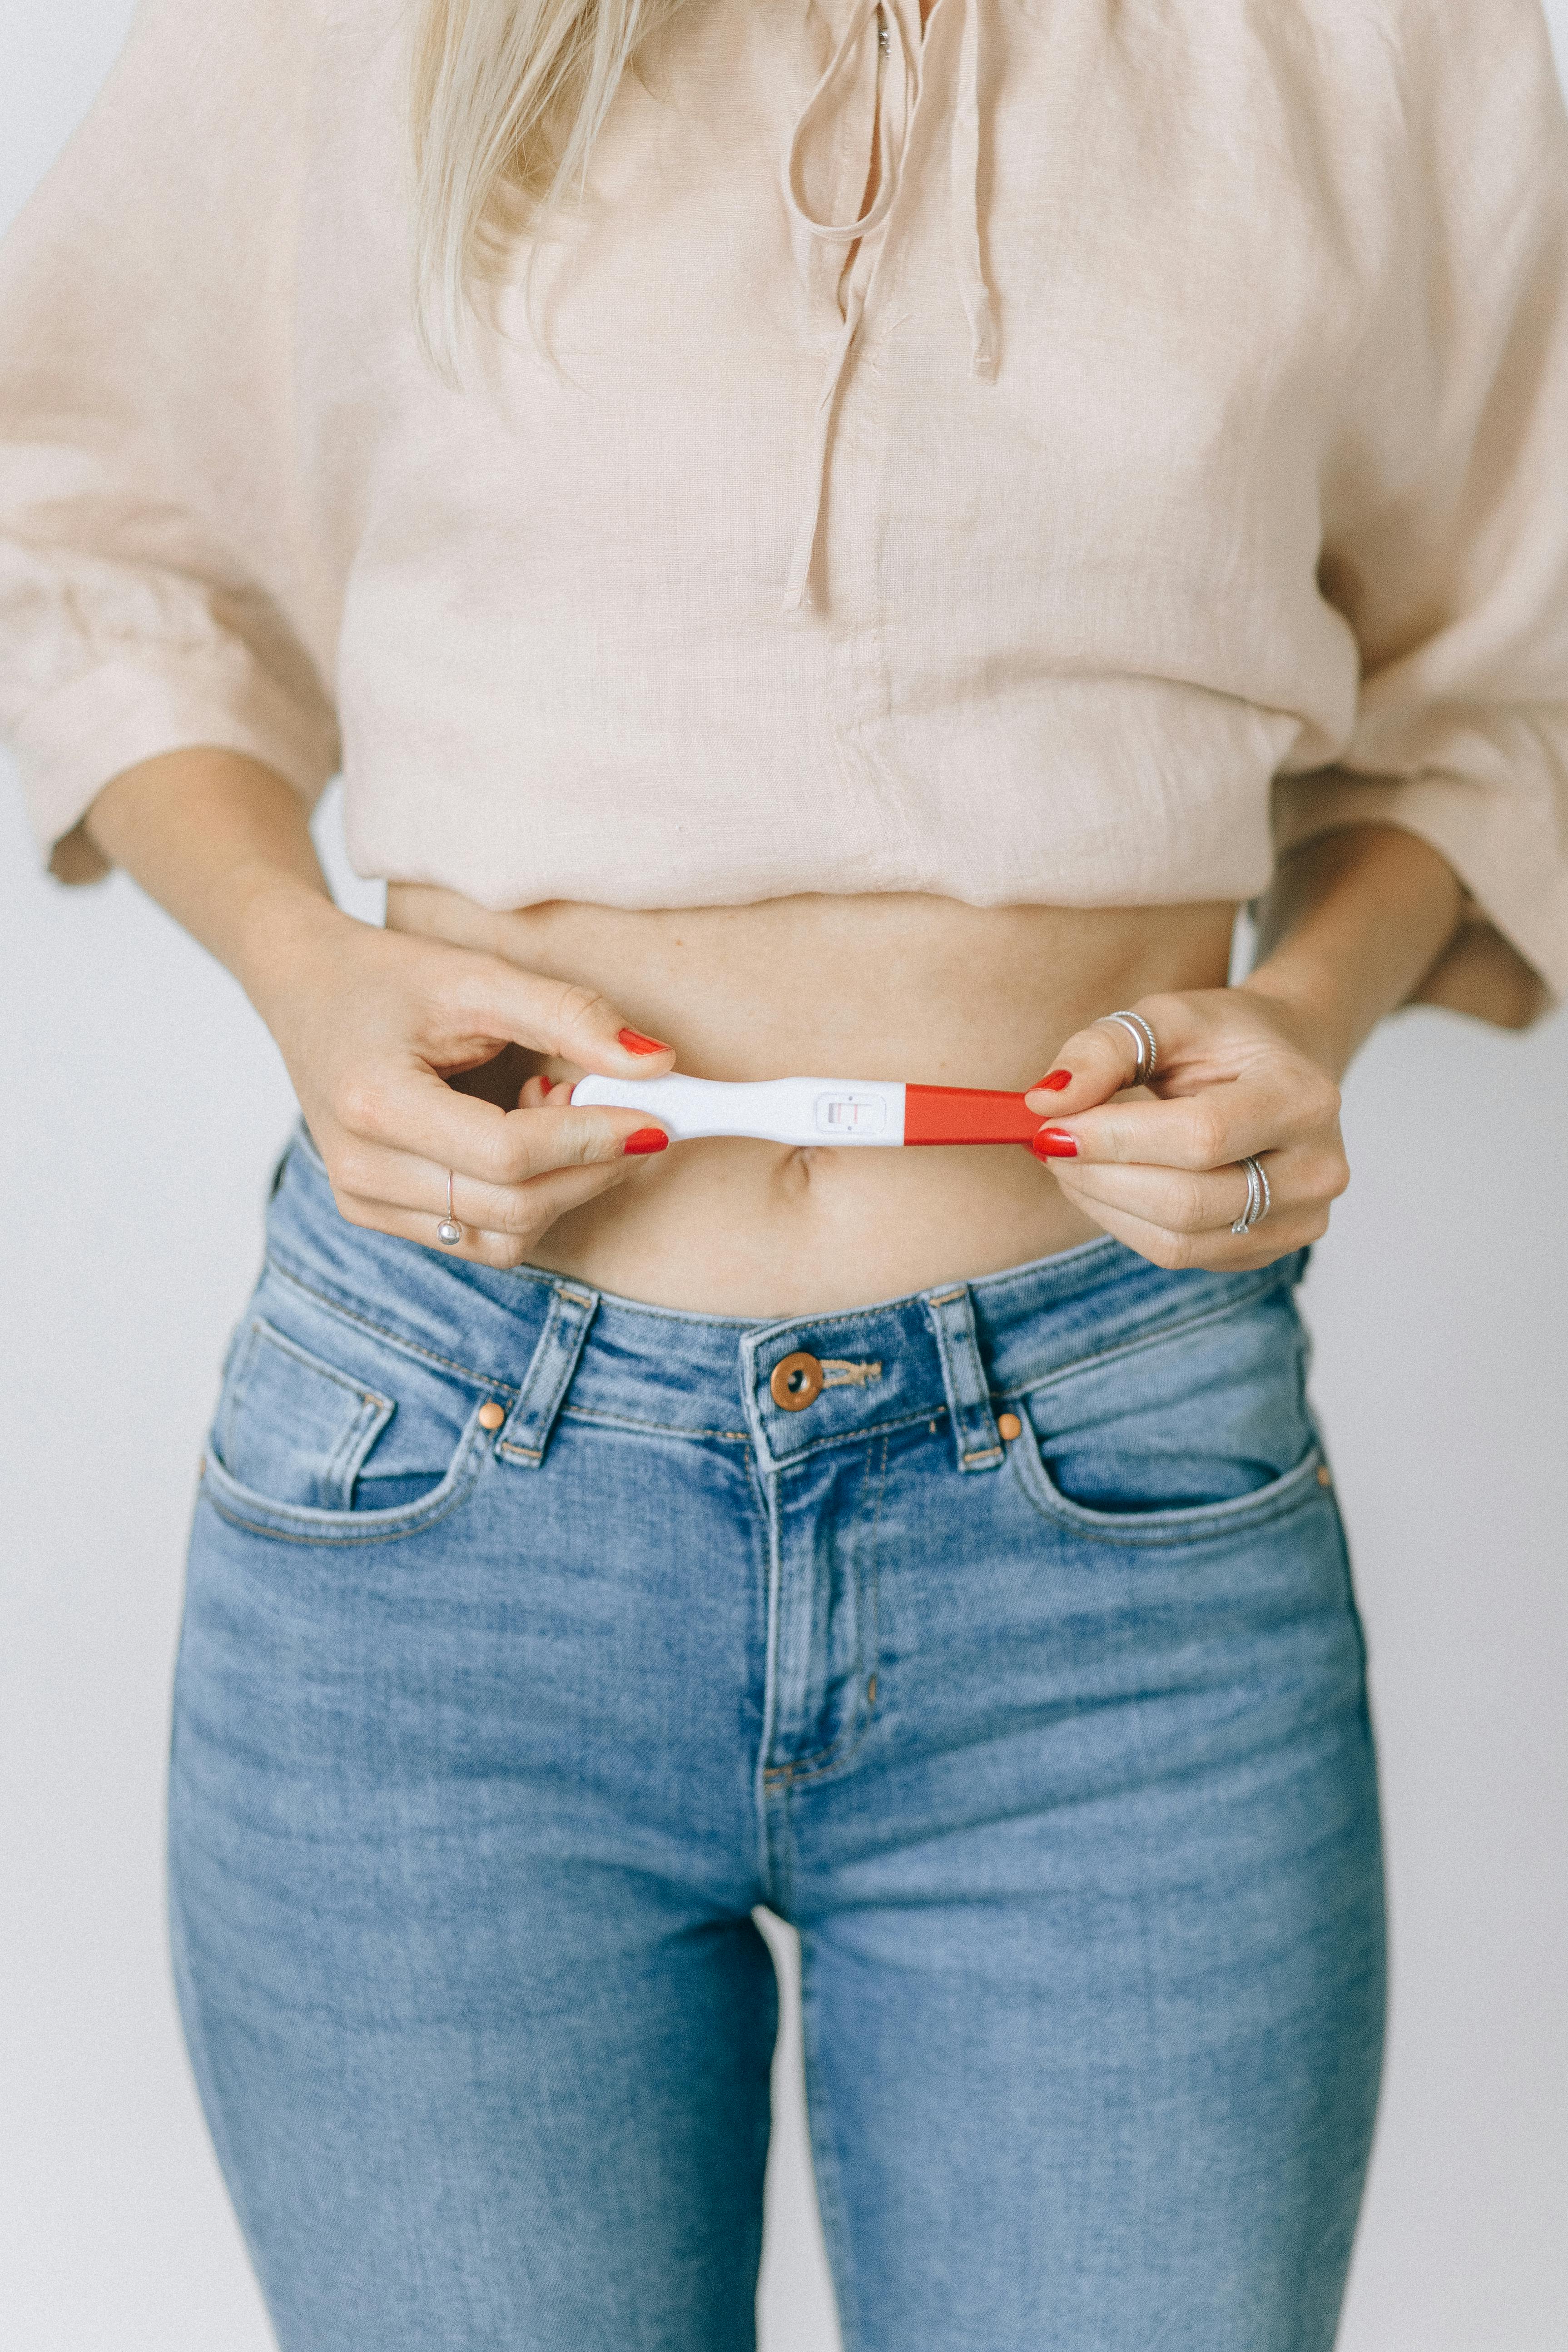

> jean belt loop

[
  {"left": 494, "top": 1280, "right": 600, "bottom": 1469},
  {"left": 922, "top": 1282, "right": 1004, "bottom": 1473}
]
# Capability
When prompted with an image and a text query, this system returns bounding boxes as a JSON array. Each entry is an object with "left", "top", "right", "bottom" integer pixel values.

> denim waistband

[{"left": 266, "top": 1126, "right": 1306, "bottom": 1479}]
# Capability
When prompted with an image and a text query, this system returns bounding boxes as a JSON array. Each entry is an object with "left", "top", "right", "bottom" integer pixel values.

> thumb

[{"left": 1022, "top": 1005, "right": 1166, "bottom": 1117}]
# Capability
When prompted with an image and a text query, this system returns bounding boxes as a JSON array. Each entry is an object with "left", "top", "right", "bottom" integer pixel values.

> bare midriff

[{"left": 387, "top": 887, "right": 1237, "bottom": 1317}]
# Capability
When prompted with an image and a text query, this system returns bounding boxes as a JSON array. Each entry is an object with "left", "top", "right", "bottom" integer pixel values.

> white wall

[{"left": 2, "top": 10, "right": 1565, "bottom": 2347}]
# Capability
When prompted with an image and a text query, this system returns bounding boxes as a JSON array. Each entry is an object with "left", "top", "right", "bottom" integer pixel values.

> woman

[{"left": 2, "top": 0, "right": 1564, "bottom": 2344}]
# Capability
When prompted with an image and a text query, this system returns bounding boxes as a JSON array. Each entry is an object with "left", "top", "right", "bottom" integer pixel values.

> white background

[{"left": 2, "top": 8, "right": 1565, "bottom": 2347}]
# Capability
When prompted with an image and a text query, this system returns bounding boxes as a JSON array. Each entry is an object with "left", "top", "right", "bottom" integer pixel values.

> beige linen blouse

[{"left": 2, "top": 0, "right": 1567, "bottom": 1009}]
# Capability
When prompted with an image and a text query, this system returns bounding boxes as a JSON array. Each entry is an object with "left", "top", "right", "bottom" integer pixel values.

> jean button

[{"left": 770, "top": 1350, "right": 824, "bottom": 1411}]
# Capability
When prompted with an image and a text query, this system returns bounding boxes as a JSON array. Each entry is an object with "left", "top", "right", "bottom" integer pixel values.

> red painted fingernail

[
  {"left": 1030, "top": 1127, "right": 1079, "bottom": 1159},
  {"left": 1031, "top": 1069, "right": 1073, "bottom": 1092},
  {"left": 618, "top": 1027, "right": 671, "bottom": 1055},
  {"left": 622, "top": 1128, "right": 669, "bottom": 1156},
  {"left": 537, "top": 1076, "right": 553, "bottom": 1096}
]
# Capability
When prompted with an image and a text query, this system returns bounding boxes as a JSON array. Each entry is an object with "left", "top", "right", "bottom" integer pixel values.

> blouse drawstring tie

[{"left": 781, "top": 0, "right": 992, "bottom": 613}]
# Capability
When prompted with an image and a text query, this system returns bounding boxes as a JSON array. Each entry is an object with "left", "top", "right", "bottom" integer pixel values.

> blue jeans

[{"left": 170, "top": 1128, "right": 1384, "bottom": 2352}]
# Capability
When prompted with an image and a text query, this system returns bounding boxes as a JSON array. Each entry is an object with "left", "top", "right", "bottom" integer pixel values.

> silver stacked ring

[
  {"left": 1231, "top": 1155, "right": 1272, "bottom": 1236},
  {"left": 1099, "top": 1009, "right": 1159, "bottom": 1087}
]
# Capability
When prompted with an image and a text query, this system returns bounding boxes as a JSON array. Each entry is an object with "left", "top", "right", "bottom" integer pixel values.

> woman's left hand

[{"left": 1022, "top": 986, "right": 1350, "bottom": 1271}]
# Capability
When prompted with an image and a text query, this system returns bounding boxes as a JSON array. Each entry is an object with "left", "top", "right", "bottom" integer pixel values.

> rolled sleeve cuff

[
  {"left": 13, "top": 652, "right": 340, "bottom": 884},
  {"left": 1271, "top": 766, "right": 1568, "bottom": 1021}
]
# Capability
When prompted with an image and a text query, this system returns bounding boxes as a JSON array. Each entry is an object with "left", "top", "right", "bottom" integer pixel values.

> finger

[
  {"left": 436, "top": 955, "right": 678, "bottom": 1078},
  {"left": 339, "top": 1139, "right": 639, "bottom": 1239},
  {"left": 1023, "top": 1009, "right": 1156, "bottom": 1115},
  {"left": 1049, "top": 1152, "right": 1287, "bottom": 1236},
  {"left": 334, "top": 1161, "right": 630, "bottom": 1268},
  {"left": 1029, "top": 1075, "right": 1300, "bottom": 1173},
  {"left": 332, "top": 1062, "right": 668, "bottom": 1188},
  {"left": 1052, "top": 1183, "right": 1326, "bottom": 1273}
]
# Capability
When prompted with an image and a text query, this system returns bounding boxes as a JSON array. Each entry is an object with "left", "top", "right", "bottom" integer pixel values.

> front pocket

[
  {"left": 215, "top": 1320, "right": 394, "bottom": 1512},
  {"left": 1008, "top": 1283, "right": 1324, "bottom": 1541},
  {"left": 1008, "top": 1419, "right": 1327, "bottom": 1546},
  {"left": 207, "top": 1282, "right": 494, "bottom": 1530}
]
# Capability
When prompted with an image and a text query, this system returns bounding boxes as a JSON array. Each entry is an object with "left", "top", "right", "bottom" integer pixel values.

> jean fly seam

[
  {"left": 860, "top": 1428, "right": 887, "bottom": 1760},
  {"left": 753, "top": 1448, "right": 788, "bottom": 1907},
  {"left": 760, "top": 1434, "right": 884, "bottom": 1789}
]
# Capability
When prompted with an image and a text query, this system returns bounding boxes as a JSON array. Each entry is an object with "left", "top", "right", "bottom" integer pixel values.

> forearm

[
  {"left": 83, "top": 748, "right": 348, "bottom": 1016},
  {"left": 1243, "top": 823, "right": 1466, "bottom": 1078}
]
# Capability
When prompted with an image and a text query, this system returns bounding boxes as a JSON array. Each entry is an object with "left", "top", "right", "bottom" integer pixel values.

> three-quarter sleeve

[
  {"left": 1273, "top": 0, "right": 1568, "bottom": 1020},
  {"left": 0, "top": 0, "right": 338, "bottom": 884}
]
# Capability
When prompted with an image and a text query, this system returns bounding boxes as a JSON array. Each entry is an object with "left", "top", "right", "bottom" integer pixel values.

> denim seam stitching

[
  {"left": 217, "top": 1319, "right": 395, "bottom": 1510},
  {"left": 1001, "top": 1275, "right": 1294, "bottom": 1406},
  {"left": 214, "top": 1322, "right": 261, "bottom": 1468},
  {"left": 198, "top": 1469, "right": 483, "bottom": 1548},
  {"left": 751, "top": 1290, "right": 958, "bottom": 1347},
  {"left": 495, "top": 1286, "right": 599, "bottom": 1467},
  {"left": 754, "top": 1449, "right": 789, "bottom": 1901},
  {"left": 925, "top": 1286, "right": 1004, "bottom": 1474},
  {"left": 760, "top": 1400, "right": 945, "bottom": 1467},
  {"left": 761, "top": 1433, "right": 885, "bottom": 1787},
  {"left": 555, "top": 1404, "right": 753, "bottom": 1443},
  {"left": 251, "top": 1313, "right": 395, "bottom": 1413},
  {"left": 1007, "top": 1436, "right": 1326, "bottom": 1547},
  {"left": 197, "top": 1428, "right": 487, "bottom": 1548},
  {"left": 265, "top": 1251, "right": 519, "bottom": 1394},
  {"left": 325, "top": 1394, "right": 388, "bottom": 1505}
]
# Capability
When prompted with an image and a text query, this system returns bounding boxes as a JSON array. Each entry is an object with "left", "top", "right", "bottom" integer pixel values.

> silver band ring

[
  {"left": 1231, "top": 1155, "right": 1272, "bottom": 1236},
  {"left": 1100, "top": 1009, "right": 1158, "bottom": 1087},
  {"left": 436, "top": 1168, "right": 463, "bottom": 1248}
]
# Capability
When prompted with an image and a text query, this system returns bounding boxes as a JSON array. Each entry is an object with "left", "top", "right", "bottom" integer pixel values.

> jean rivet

[
  {"left": 997, "top": 1413, "right": 1022, "bottom": 1442},
  {"left": 1317, "top": 1464, "right": 1332, "bottom": 1488},
  {"left": 478, "top": 1401, "right": 506, "bottom": 1432}
]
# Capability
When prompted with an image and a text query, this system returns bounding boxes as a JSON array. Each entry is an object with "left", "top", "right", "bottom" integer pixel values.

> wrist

[
  {"left": 1239, "top": 962, "right": 1361, "bottom": 1081},
  {"left": 230, "top": 868, "right": 355, "bottom": 1024},
  {"left": 1245, "top": 825, "right": 1467, "bottom": 1078}
]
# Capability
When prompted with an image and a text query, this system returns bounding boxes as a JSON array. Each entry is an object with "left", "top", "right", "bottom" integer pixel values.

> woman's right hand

[{"left": 251, "top": 896, "right": 677, "bottom": 1267}]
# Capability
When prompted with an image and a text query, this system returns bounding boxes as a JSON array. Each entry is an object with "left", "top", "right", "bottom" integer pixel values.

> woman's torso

[
  {"left": 324, "top": 0, "right": 1390, "bottom": 919},
  {"left": 390, "top": 885, "right": 1235, "bottom": 1314},
  {"left": 0, "top": 0, "right": 1432, "bottom": 910}
]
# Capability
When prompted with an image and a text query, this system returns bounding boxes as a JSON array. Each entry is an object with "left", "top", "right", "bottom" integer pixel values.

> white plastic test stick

[{"left": 570, "top": 1072, "right": 908, "bottom": 1147}]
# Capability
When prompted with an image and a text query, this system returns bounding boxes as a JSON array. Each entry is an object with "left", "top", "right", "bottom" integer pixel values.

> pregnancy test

[{"left": 569, "top": 1072, "right": 1049, "bottom": 1148}]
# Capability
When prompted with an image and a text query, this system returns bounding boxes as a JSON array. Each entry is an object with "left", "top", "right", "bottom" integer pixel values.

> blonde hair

[{"left": 409, "top": 0, "right": 681, "bottom": 372}]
